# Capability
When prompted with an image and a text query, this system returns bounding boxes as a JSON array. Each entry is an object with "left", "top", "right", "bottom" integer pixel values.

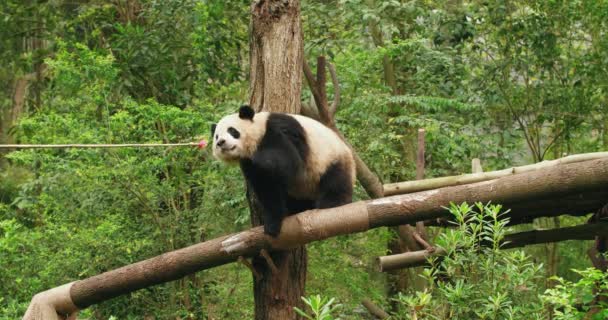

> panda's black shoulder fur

[
  {"left": 265, "top": 113, "right": 309, "bottom": 160},
  {"left": 238, "top": 112, "right": 314, "bottom": 236},
  {"left": 239, "top": 113, "right": 308, "bottom": 186}
]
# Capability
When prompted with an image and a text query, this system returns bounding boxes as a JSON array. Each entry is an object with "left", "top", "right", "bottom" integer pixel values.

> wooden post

[
  {"left": 416, "top": 129, "right": 427, "bottom": 237},
  {"left": 416, "top": 129, "right": 426, "bottom": 180},
  {"left": 472, "top": 158, "right": 483, "bottom": 173}
]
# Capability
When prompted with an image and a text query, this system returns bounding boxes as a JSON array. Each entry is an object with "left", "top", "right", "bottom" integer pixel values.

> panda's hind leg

[{"left": 316, "top": 161, "right": 353, "bottom": 209}]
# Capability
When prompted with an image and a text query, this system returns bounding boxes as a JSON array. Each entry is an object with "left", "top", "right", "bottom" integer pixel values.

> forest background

[{"left": 1, "top": 0, "right": 607, "bottom": 319}]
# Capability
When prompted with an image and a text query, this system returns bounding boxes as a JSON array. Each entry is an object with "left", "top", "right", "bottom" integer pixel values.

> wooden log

[
  {"left": 377, "top": 222, "right": 608, "bottom": 272},
  {"left": 425, "top": 189, "right": 608, "bottom": 227},
  {"left": 378, "top": 248, "right": 447, "bottom": 271},
  {"left": 502, "top": 222, "right": 608, "bottom": 249},
  {"left": 472, "top": 158, "right": 483, "bottom": 173},
  {"left": 361, "top": 299, "right": 390, "bottom": 319},
  {"left": 384, "top": 152, "right": 608, "bottom": 196},
  {"left": 23, "top": 157, "right": 608, "bottom": 317}
]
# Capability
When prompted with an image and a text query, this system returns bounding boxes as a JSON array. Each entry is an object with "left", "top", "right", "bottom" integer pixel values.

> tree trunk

[
  {"left": 249, "top": 1, "right": 305, "bottom": 319},
  {"left": 365, "top": 0, "right": 398, "bottom": 95},
  {"left": 249, "top": 0, "right": 302, "bottom": 113}
]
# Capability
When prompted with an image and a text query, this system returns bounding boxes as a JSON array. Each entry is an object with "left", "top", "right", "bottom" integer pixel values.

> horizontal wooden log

[
  {"left": 68, "top": 232, "right": 263, "bottom": 309},
  {"left": 23, "top": 157, "right": 608, "bottom": 317},
  {"left": 384, "top": 152, "right": 608, "bottom": 196},
  {"left": 425, "top": 189, "right": 608, "bottom": 227},
  {"left": 377, "top": 248, "right": 447, "bottom": 271},
  {"left": 377, "top": 222, "right": 608, "bottom": 272},
  {"left": 501, "top": 222, "right": 608, "bottom": 249},
  {"left": 361, "top": 298, "right": 390, "bottom": 319}
]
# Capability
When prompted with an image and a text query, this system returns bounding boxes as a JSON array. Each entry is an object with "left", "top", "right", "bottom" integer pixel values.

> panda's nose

[{"left": 216, "top": 139, "right": 225, "bottom": 147}]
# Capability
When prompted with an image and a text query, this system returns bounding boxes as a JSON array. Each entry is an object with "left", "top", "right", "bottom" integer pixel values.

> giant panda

[{"left": 211, "top": 105, "right": 356, "bottom": 236}]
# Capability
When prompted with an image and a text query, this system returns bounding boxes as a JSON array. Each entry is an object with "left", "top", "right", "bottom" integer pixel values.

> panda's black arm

[
  {"left": 240, "top": 126, "right": 304, "bottom": 236},
  {"left": 240, "top": 156, "right": 290, "bottom": 236},
  {"left": 241, "top": 149, "right": 301, "bottom": 237}
]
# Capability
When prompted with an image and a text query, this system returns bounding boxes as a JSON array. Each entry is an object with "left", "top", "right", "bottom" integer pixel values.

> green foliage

[
  {"left": 392, "top": 203, "right": 546, "bottom": 319},
  {"left": 542, "top": 268, "right": 608, "bottom": 320},
  {"left": 294, "top": 295, "right": 342, "bottom": 320}
]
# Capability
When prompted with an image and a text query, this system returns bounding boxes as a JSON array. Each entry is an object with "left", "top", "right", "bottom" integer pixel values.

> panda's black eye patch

[{"left": 228, "top": 127, "right": 240, "bottom": 139}]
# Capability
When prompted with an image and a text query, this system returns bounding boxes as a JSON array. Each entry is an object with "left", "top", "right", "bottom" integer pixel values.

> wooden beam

[
  {"left": 384, "top": 152, "right": 608, "bottom": 196},
  {"left": 361, "top": 299, "right": 390, "bottom": 319},
  {"left": 378, "top": 248, "right": 447, "bottom": 271},
  {"left": 23, "top": 157, "right": 608, "bottom": 318},
  {"left": 377, "top": 222, "right": 608, "bottom": 272},
  {"left": 424, "top": 189, "right": 608, "bottom": 227}
]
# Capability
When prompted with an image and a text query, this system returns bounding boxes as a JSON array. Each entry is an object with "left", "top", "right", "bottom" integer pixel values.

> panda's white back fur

[{"left": 287, "top": 114, "right": 355, "bottom": 199}]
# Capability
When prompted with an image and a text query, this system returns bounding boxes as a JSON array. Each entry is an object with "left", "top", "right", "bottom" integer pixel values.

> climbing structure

[{"left": 23, "top": 153, "right": 608, "bottom": 320}]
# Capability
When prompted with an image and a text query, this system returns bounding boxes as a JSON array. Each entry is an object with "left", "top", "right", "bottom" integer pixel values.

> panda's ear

[
  {"left": 211, "top": 123, "right": 217, "bottom": 136},
  {"left": 238, "top": 105, "right": 255, "bottom": 120}
]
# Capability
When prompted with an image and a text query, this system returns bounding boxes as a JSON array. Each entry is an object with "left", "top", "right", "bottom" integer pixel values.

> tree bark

[
  {"left": 365, "top": 0, "right": 398, "bottom": 95},
  {"left": 248, "top": 1, "right": 306, "bottom": 319},
  {"left": 249, "top": 0, "right": 302, "bottom": 113},
  {"left": 1, "top": 73, "right": 36, "bottom": 146}
]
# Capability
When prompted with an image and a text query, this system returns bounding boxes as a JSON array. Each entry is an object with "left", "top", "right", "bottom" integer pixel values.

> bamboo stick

[{"left": 384, "top": 152, "right": 608, "bottom": 196}]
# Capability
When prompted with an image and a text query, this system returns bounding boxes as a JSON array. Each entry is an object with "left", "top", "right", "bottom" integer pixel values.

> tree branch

[
  {"left": 327, "top": 62, "right": 340, "bottom": 116},
  {"left": 303, "top": 56, "right": 384, "bottom": 198}
]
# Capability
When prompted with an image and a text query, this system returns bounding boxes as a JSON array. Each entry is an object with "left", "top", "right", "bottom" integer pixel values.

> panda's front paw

[{"left": 264, "top": 223, "right": 281, "bottom": 237}]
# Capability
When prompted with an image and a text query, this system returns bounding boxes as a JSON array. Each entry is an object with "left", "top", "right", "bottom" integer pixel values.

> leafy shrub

[
  {"left": 295, "top": 295, "right": 342, "bottom": 320},
  {"left": 542, "top": 268, "right": 608, "bottom": 320},
  {"left": 392, "top": 202, "right": 546, "bottom": 319}
]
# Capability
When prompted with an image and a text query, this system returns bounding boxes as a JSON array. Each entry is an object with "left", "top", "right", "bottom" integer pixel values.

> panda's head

[{"left": 211, "top": 105, "right": 265, "bottom": 163}]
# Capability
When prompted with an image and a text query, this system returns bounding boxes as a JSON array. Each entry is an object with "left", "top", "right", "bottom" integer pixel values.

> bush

[{"left": 392, "top": 202, "right": 546, "bottom": 319}]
